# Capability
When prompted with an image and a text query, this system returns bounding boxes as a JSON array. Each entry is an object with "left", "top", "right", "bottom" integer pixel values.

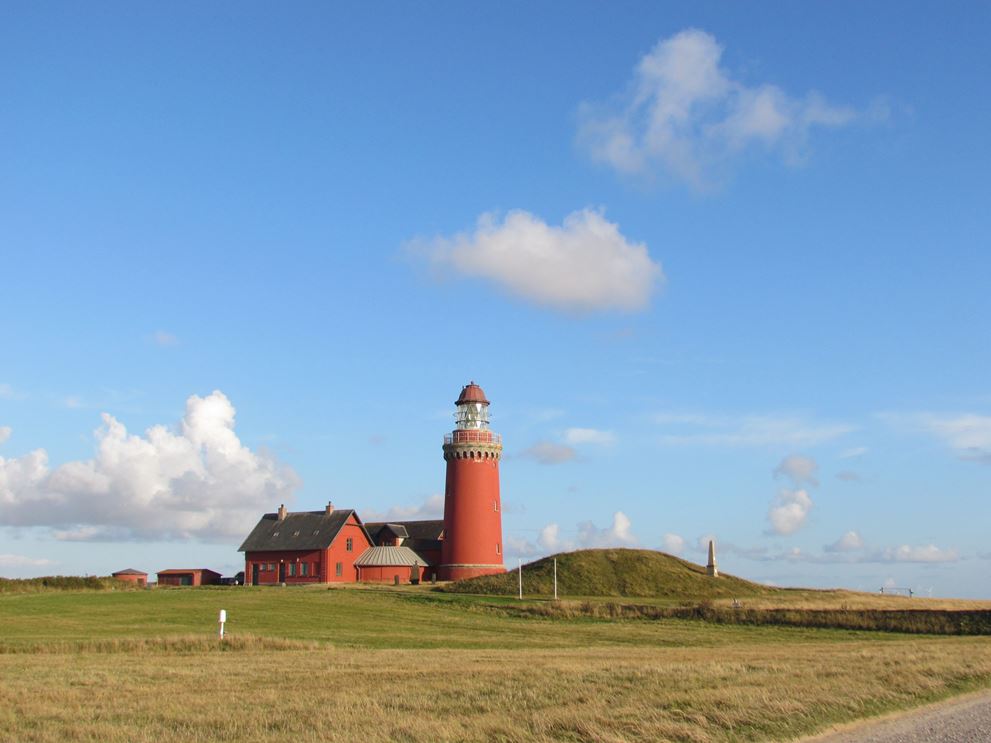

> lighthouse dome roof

[{"left": 456, "top": 381, "right": 489, "bottom": 406}]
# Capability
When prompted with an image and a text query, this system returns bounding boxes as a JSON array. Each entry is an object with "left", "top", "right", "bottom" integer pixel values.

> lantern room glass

[{"left": 455, "top": 401, "right": 489, "bottom": 430}]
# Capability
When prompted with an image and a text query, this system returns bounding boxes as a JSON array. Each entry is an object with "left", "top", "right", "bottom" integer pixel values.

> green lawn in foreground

[{"left": 0, "top": 584, "right": 908, "bottom": 650}]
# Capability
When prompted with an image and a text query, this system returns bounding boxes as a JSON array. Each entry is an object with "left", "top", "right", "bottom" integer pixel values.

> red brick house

[
  {"left": 239, "top": 503, "right": 373, "bottom": 585},
  {"left": 156, "top": 568, "right": 222, "bottom": 586}
]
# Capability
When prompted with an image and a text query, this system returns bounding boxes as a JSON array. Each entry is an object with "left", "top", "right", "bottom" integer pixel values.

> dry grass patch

[{"left": 2, "top": 639, "right": 990, "bottom": 742}]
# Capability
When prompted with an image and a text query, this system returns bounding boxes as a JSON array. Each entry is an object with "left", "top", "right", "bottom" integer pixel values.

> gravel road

[{"left": 803, "top": 691, "right": 991, "bottom": 742}]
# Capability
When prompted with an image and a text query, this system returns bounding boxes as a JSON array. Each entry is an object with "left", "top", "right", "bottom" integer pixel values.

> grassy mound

[{"left": 443, "top": 548, "right": 778, "bottom": 599}]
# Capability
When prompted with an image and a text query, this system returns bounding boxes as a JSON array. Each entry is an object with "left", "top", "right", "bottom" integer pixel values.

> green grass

[{"left": 443, "top": 548, "right": 781, "bottom": 599}]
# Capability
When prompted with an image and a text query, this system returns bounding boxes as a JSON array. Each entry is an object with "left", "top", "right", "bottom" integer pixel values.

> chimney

[
  {"left": 277, "top": 504, "right": 287, "bottom": 521},
  {"left": 325, "top": 501, "right": 334, "bottom": 516},
  {"left": 706, "top": 539, "right": 719, "bottom": 578}
]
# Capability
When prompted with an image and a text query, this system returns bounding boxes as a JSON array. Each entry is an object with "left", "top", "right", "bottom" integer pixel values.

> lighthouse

[{"left": 438, "top": 382, "right": 505, "bottom": 581}]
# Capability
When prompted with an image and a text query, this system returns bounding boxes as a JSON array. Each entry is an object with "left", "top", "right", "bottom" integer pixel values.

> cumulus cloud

[
  {"left": 656, "top": 412, "right": 853, "bottom": 447},
  {"left": 520, "top": 441, "right": 577, "bottom": 465},
  {"left": 0, "top": 426, "right": 10, "bottom": 445},
  {"left": 824, "top": 530, "right": 865, "bottom": 553},
  {"left": 0, "top": 553, "right": 56, "bottom": 568},
  {"left": 563, "top": 427, "right": 616, "bottom": 446},
  {"left": 0, "top": 391, "right": 300, "bottom": 542},
  {"left": 408, "top": 208, "right": 664, "bottom": 312},
  {"left": 661, "top": 532, "right": 685, "bottom": 555},
  {"left": 766, "top": 488, "right": 813, "bottom": 535},
  {"left": 577, "top": 511, "right": 637, "bottom": 548},
  {"left": 363, "top": 494, "right": 444, "bottom": 522},
  {"left": 774, "top": 454, "right": 818, "bottom": 487},
  {"left": 515, "top": 512, "right": 639, "bottom": 559},
  {"left": 577, "top": 29, "right": 861, "bottom": 189}
]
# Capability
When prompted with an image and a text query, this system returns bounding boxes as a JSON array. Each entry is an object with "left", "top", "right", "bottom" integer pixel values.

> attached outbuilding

[
  {"left": 112, "top": 568, "right": 148, "bottom": 587},
  {"left": 354, "top": 545, "right": 429, "bottom": 584},
  {"left": 156, "top": 568, "right": 222, "bottom": 587}
]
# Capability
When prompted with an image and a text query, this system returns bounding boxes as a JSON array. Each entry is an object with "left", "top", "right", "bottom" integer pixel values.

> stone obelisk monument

[{"left": 706, "top": 539, "right": 719, "bottom": 578}]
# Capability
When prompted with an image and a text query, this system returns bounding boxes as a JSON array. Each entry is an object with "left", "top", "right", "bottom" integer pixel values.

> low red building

[
  {"left": 112, "top": 568, "right": 148, "bottom": 587},
  {"left": 364, "top": 520, "right": 444, "bottom": 582},
  {"left": 239, "top": 503, "right": 373, "bottom": 585},
  {"left": 156, "top": 568, "right": 221, "bottom": 586}
]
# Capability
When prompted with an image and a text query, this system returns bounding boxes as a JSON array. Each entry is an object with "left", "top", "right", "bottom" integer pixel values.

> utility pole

[
  {"left": 518, "top": 558, "right": 522, "bottom": 600},
  {"left": 553, "top": 558, "right": 558, "bottom": 601}
]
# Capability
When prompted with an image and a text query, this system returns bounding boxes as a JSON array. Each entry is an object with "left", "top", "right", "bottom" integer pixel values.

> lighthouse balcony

[{"left": 444, "top": 430, "right": 502, "bottom": 445}]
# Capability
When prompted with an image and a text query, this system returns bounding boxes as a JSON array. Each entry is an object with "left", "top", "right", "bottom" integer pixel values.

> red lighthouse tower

[{"left": 438, "top": 382, "right": 505, "bottom": 581}]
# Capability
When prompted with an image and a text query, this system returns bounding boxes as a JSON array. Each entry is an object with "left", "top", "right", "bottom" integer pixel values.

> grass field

[{"left": 2, "top": 583, "right": 991, "bottom": 742}]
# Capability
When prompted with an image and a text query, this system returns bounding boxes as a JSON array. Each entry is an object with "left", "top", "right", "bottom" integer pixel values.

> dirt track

[{"left": 802, "top": 690, "right": 991, "bottom": 742}]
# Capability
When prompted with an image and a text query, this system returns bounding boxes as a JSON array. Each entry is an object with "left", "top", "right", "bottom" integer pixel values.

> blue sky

[{"left": 2, "top": 3, "right": 989, "bottom": 597}]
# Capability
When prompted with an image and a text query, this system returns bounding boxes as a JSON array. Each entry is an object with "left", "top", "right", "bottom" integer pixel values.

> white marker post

[
  {"left": 553, "top": 558, "right": 558, "bottom": 601},
  {"left": 518, "top": 559, "right": 522, "bottom": 600},
  {"left": 218, "top": 609, "right": 227, "bottom": 640}
]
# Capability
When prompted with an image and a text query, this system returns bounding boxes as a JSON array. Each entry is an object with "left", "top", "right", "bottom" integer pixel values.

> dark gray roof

[
  {"left": 365, "top": 519, "right": 443, "bottom": 542},
  {"left": 238, "top": 509, "right": 368, "bottom": 552},
  {"left": 112, "top": 568, "right": 147, "bottom": 576}
]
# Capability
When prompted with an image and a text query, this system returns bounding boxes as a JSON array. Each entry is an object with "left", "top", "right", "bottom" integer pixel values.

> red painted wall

[
  {"left": 113, "top": 574, "right": 147, "bottom": 587},
  {"left": 357, "top": 564, "right": 425, "bottom": 583},
  {"left": 439, "top": 450, "right": 505, "bottom": 581},
  {"left": 157, "top": 570, "right": 220, "bottom": 586},
  {"left": 244, "top": 515, "right": 372, "bottom": 585}
]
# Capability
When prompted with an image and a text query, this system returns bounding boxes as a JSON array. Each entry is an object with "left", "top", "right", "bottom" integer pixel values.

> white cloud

[
  {"left": 577, "top": 511, "right": 637, "bottom": 548},
  {"left": 766, "top": 488, "right": 813, "bottom": 535},
  {"left": 409, "top": 208, "right": 664, "bottom": 312},
  {"left": 661, "top": 532, "right": 685, "bottom": 555},
  {"left": 362, "top": 494, "right": 444, "bottom": 522},
  {"left": 824, "top": 530, "right": 865, "bottom": 553},
  {"left": 883, "top": 412, "right": 991, "bottom": 464},
  {"left": 539, "top": 523, "right": 565, "bottom": 551},
  {"left": 563, "top": 427, "right": 616, "bottom": 446},
  {"left": 0, "top": 553, "right": 56, "bottom": 568},
  {"left": 520, "top": 441, "right": 577, "bottom": 465},
  {"left": 0, "top": 427, "right": 10, "bottom": 445},
  {"left": 577, "top": 28, "right": 860, "bottom": 189},
  {"left": 0, "top": 391, "right": 300, "bottom": 542},
  {"left": 656, "top": 412, "right": 853, "bottom": 448},
  {"left": 872, "top": 544, "right": 959, "bottom": 564},
  {"left": 774, "top": 454, "right": 819, "bottom": 487},
  {"left": 151, "top": 330, "right": 179, "bottom": 347}
]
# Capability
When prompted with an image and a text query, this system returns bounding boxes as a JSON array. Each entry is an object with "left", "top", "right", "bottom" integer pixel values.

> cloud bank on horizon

[{"left": 0, "top": 391, "right": 299, "bottom": 543}]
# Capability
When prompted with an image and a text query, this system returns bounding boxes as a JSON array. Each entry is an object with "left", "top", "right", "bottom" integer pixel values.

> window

[
  {"left": 335, "top": 562, "right": 343, "bottom": 577},
  {"left": 292, "top": 530, "right": 300, "bottom": 537},
  {"left": 301, "top": 563, "right": 308, "bottom": 577},
  {"left": 272, "top": 532, "right": 280, "bottom": 538},
  {"left": 288, "top": 563, "right": 296, "bottom": 577},
  {"left": 496, "top": 543, "right": 501, "bottom": 555},
  {"left": 346, "top": 537, "right": 353, "bottom": 552},
  {"left": 314, "top": 562, "right": 320, "bottom": 577},
  {"left": 267, "top": 563, "right": 274, "bottom": 571}
]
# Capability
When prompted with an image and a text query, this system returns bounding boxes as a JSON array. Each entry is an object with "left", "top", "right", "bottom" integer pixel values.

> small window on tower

[
  {"left": 494, "top": 500, "right": 499, "bottom": 512},
  {"left": 496, "top": 543, "right": 501, "bottom": 555}
]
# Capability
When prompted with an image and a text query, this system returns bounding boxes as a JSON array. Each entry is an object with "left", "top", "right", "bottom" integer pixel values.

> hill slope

[{"left": 442, "top": 548, "right": 778, "bottom": 599}]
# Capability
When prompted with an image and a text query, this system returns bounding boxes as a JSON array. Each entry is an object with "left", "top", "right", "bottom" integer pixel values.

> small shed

[
  {"left": 354, "top": 546, "right": 428, "bottom": 584},
  {"left": 156, "top": 568, "right": 222, "bottom": 587},
  {"left": 112, "top": 568, "right": 148, "bottom": 587}
]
